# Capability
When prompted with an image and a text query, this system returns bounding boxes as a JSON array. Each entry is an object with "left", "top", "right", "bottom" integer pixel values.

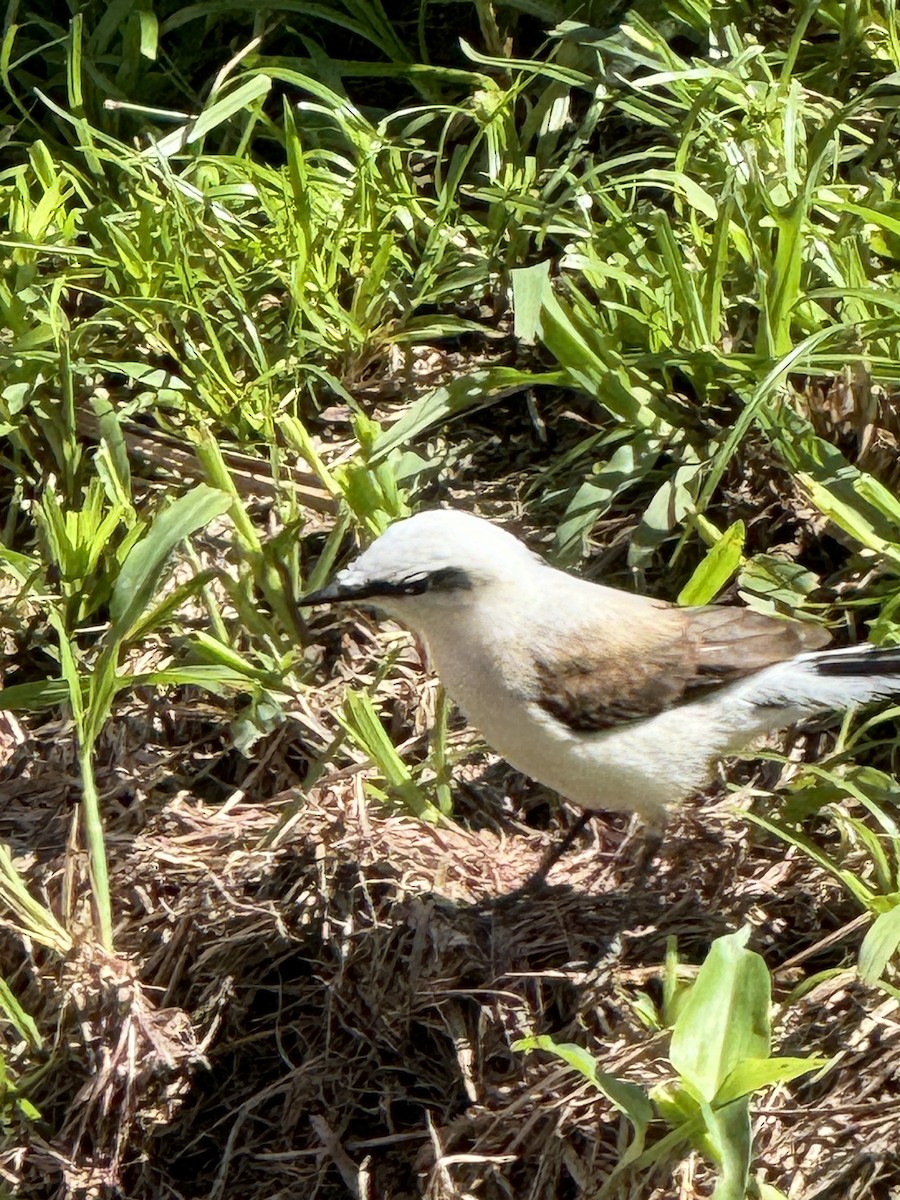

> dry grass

[{"left": 2, "top": 644, "right": 899, "bottom": 1200}]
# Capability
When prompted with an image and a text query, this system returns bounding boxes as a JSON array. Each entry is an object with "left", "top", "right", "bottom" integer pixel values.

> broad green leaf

[
  {"left": 707, "top": 1097, "right": 751, "bottom": 1200},
  {"left": 552, "top": 432, "right": 664, "bottom": 567},
  {"left": 652, "top": 1080, "right": 702, "bottom": 1130},
  {"left": 514, "top": 1036, "right": 653, "bottom": 1127},
  {"left": 150, "top": 75, "right": 272, "bottom": 156},
  {"left": 831, "top": 200, "right": 900, "bottom": 239},
  {"left": 747, "top": 812, "right": 877, "bottom": 909},
  {"left": 0, "top": 546, "right": 39, "bottom": 580},
  {"left": 138, "top": 9, "right": 158, "bottom": 59},
  {"left": 538, "top": 289, "right": 667, "bottom": 429},
  {"left": 656, "top": 1053, "right": 792, "bottom": 1200},
  {"left": 137, "top": 665, "right": 273, "bottom": 692},
  {"left": 669, "top": 928, "right": 770, "bottom": 1104},
  {"left": 339, "top": 692, "right": 442, "bottom": 822},
  {"left": 859, "top": 906, "right": 900, "bottom": 985},
  {"left": 91, "top": 361, "right": 191, "bottom": 392},
  {"left": 301, "top": 509, "right": 353, "bottom": 596},
  {"left": 763, "top": 201, "right": 805, "bottom": 357},
  {"left": 0, "top": 662, "right": 274, "bottom": 715},
  {"left": 48, "top": 609, "right": 84, "bottom": 726},
  {"left": 92, "top": 395, "right": 132, "bottom": 504},
  {"left": 757, "top": 1184, "right": 790, "bottom": 1200},
  {"left": 655, "top": 1078, "right": 752, "bottom": 1195},
  {"left": 188, "top": 631, "right": 282, "bottom": 684},
  {"left": 697, "top": 326, "right": 845, "bottom": 517},
  {"left": 231, "top": 692, "right": 286, "bottom": 756},
  {"left": 109, "top": 485, "right": 231, "bottom": 639},
  {"left": 628, "top": 462, "right": 702, "bottom": 569},
  {"left": 737, "top": 554, "right": 822, "bottom": 616},
  {"left": 124, "top": 568, "right": 219, "bottom": 646},
  {"left": 678, "top": 520, "right": 745, "bottom": 606},
  {"left": 0, "top": 680, "right": 71, "bottom": 712},
  {"left": 511, "top": 261, "right": 552, "bottom": 344},
  {"left": 715, "top": 1056, "right": 827, "bottom": 1105},
  {"left": 763, "top": 407, "right": 900, "bottom": 569}
]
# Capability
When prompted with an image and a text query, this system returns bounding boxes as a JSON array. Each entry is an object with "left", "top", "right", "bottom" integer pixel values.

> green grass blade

[{"left": 109, "top": 485, "right": 231, "bottom": 639}]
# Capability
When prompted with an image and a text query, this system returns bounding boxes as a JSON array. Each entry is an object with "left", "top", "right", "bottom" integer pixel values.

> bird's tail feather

[
  {"left": 809, "top": 645, "right": 900, "bottom": 679},
  {"left": 735, "top": 643, "right": 900, "bottom": 722}
]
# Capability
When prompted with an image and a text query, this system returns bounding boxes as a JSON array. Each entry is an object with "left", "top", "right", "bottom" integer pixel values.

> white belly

[
  {"left": 395, "top": 593, "right": 812, "bottom": 833},
  {"left": 426, "top": 627, "right": 713, "bottom": 831}
]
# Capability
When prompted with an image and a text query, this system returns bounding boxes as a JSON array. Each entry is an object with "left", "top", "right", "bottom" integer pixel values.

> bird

[{"left": 301, "top": 507, "right": 900, "bottom": 873}]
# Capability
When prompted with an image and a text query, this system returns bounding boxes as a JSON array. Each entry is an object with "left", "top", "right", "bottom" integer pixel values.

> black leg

[
  {"left": 631, "top": 827, "right": 664, "bottom": 882},
  {"left": 533, "top": 810, "right": 594, "bottom": 883},
  {"left": 487, "top": 811, "right": 594, "bottom": 908}
]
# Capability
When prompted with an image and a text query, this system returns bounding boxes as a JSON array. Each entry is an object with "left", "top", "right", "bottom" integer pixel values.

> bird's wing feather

[{"left": 532, "top": 602, "right": 830, "bottom": 733}]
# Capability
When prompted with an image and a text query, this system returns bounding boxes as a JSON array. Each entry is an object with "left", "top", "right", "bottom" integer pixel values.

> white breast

[{"left": 417, "top": 596, "right": 688, "bottom": 830}]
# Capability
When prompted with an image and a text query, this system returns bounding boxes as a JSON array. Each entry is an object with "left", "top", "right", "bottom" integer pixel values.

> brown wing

[{"left": 533, "top": 602, "right": 830, "bottom": 733}]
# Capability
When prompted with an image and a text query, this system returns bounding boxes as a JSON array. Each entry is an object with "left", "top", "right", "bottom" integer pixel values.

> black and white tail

[{"left": 732, "top": 643, "right": 900, "bottom": 726}]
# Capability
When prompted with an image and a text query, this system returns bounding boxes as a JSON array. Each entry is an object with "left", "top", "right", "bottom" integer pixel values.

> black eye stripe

[
  {"left": 315, "top": 566, "right": 474, "bottom": 604},
  {"left": 395, "top": 574, "right": 431, "bottom": 596},
  {"left": 425, "top": 567, "right": 473, "bottom": 592},
  {"left": 365, "top": 567, "right": 474, "bottom": 598}
]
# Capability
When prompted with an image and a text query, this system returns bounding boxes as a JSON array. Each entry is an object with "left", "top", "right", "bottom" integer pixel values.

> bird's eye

[
  {"left": 397, "top": 574, "right": 431, "bottom": 595},
  {"left": 392, "top": 568, "right": 472, "bottom": 596},
  {"left": 427, "top": 568, "right": 475, "bottom": 592},
  {"left": 419, "top": 567, "right": 473, "bottom": 592}
]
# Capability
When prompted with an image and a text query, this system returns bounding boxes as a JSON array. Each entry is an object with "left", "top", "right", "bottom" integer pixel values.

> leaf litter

[{"left": 1, "top": 391, "right": 900, "bottom": 1200}]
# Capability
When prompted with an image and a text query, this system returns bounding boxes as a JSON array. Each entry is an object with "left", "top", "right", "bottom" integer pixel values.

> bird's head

[{"left": 301, "top": 509, "right": 541, "bottom": 624}]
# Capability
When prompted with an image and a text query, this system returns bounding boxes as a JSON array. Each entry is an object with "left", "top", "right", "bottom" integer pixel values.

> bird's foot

[
  {"left": 595, "top": 818, "right": 665, "bottom": 891},
  {"left": 486, "top": 811, "right": 594, "bottom": 909}
]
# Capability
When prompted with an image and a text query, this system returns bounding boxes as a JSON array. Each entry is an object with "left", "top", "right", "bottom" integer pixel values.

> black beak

[
  {"left": 301, "top": 580, "right": 401, "bottom": 605},
  {"left": 301, "top": 576, "right": 427, "bottom": 606}
]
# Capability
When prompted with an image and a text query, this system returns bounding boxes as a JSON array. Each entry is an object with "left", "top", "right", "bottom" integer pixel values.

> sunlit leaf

[
  {"left": 859, "top": 906, "right": 900, "bottom": 985},
  {"left": 109, "top": 486, "right": 231, "bottom": 639}
]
